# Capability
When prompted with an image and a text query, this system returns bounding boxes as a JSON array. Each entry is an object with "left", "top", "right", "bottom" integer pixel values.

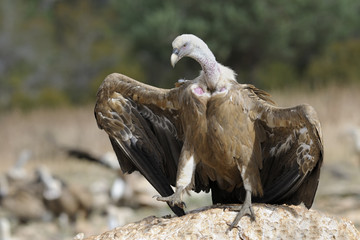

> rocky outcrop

[{"left": 81, "top": 204, "right": 359, "bottom": 240}]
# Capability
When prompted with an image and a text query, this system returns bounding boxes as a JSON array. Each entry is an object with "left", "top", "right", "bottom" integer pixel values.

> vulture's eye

[{"left": 183, "top": 43, "right": 188, "bottom": 48}]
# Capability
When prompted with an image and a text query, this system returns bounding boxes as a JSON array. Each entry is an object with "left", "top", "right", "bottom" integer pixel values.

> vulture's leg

[
  {"left": 227, "top": 169, "right": 255, "bottom": 231},
  {"left": 156, "top": 147, "right": 195, "bottom": 209},
  {"left": 155, "top": 186, "right": 186, "bottom": 208},
  {"left": 227, "top": 189, "right": 255, "bottom": 230}
]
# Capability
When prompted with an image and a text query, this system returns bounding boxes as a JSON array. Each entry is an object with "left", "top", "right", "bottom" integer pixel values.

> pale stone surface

[{"left": 80, "top": 204, "right": 360, "bottom": 240}]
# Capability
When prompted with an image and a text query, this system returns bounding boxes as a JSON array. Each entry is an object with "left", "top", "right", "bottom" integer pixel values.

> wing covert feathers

[
  {"left": 94, "top": 73, "right": 185, "bottom": 216},
  {"left": 244, "top": 86, "right": 323, "bottom": 208}
]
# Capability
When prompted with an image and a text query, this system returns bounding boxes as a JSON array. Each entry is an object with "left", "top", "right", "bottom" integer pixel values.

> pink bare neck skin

[
  {"left": 194, "top": 86, "right": 204, "bottom": 95},
  {"left": 191, "top": 48, "right": 220, "bottom": 91}
]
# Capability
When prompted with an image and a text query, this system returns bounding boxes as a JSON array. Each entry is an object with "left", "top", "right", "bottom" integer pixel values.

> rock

[{"left": 81, "top": 204, "right": 360, "bottom": 240}]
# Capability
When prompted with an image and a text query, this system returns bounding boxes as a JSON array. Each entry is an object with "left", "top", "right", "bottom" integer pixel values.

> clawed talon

[
  {"left": 154, "top": 194, "right": 186, "bottom": 209},
  {"left": 226, "top": 203, "right": 255, "bottom": 233},
  {"left": 152, "top": 194, "right": 162, "bottom": 200}
]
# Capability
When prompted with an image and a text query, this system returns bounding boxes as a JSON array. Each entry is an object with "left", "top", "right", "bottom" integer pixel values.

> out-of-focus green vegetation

[{"left": 1, "top": 0, "right": 359, "bottom": 111}]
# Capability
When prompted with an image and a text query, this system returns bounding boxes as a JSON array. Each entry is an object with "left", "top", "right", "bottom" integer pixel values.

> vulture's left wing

[
  {"left": 245, "top": 85, "right": 323, "bottom": 208},
  {"left": 94, "top": 73, "right": 185, "bottom": 216}
]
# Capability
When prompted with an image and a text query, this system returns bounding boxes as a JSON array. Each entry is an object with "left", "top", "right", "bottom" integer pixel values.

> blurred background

[{"left": 0, "top": 0, "right": 360, "bottom": 239}]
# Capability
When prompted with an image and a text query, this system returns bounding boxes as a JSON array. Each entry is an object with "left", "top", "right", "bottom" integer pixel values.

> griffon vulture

[
  {"left": 36, "top": 166, "right": 93, "bottom": 222},
  {"left": 94, "top": 34, "right": 323, "bottom": 229},
  {"left": 0, "top": 175, "right": 48, "bottom": 223}
]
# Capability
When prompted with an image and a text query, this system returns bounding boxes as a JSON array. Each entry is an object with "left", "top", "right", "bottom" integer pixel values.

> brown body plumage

[{"left": 94, "top": 34, "right": 323, "bottom": 228}]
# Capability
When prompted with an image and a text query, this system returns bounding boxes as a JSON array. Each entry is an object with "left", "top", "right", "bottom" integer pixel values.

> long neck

[{"left": 192, "top": 48, "right": 220, "bottom": 90}]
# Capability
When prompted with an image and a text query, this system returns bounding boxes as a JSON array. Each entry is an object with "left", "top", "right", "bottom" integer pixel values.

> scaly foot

[
  {"left": 226, "top": 191, "right": 255, "bottom": 232},
  {"left": 227, "top": 202, "right": 255, "bottom": 231},
  {"left": 154, "top": 186, "right": 186, "bottom": 209}
]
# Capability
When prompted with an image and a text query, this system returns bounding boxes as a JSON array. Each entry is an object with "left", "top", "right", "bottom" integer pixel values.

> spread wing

[
  {"left": 94, "top": 73, "right": 185, "bottom": 216},
  {"left": 245, "top": 85, "right": 323, "bottom": 208}
]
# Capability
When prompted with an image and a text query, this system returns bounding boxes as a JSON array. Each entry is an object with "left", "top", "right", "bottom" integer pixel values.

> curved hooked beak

[{"left": 170, "top": 48, "right": 179, "bottom": 68}]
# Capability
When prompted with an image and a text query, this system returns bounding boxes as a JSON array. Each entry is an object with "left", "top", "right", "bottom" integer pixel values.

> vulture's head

[{"left": 170, "top": 34, "right": 212, "bottom": 67}]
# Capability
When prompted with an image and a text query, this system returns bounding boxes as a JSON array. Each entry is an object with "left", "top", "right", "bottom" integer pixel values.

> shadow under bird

[{"left": 94, "top": 34, "right": 323, "bottom": 229}]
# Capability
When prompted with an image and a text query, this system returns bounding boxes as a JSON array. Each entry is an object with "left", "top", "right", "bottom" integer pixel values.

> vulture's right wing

[
  {"left": 245, "top": 85, "right": 323, "bottom": 208},
  {"left": 94, "top": 73, "right": 185, "bottom": 216}
]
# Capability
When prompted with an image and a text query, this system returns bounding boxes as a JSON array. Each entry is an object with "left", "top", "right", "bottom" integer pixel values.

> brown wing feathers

[
  {"left": 250, "top": 96, "right": 323, "bottom": 208},
  {"left": 95, "top": 75, "right": 185, "bottom": 216}
]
